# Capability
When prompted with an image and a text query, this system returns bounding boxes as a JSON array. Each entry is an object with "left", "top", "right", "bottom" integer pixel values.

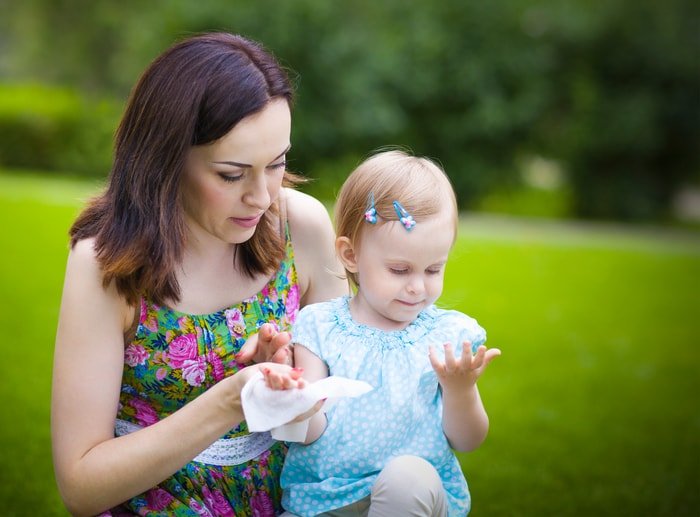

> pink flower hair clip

[
  {"left": 364, "top": 193, "right": 378, "bottom": 224},
  {"left": 393, "top": 201, "right": 416, "bottom": 231}
]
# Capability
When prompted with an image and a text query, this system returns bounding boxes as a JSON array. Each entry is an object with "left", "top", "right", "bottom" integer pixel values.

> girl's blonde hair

[{"left": 334, "top": 148, "right": 458, "bottom": 288}]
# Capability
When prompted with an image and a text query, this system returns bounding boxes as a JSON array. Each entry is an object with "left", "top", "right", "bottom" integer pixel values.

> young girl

[{"left": 263, "top": 149, "right": 501, "bottom": 516}]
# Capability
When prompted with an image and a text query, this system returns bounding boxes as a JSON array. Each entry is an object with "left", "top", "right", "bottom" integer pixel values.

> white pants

[{"left": 281, "top": 455, "right": 448, "bottom": 517}]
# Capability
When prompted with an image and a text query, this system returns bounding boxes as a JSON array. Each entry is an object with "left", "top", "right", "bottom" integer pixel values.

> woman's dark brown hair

[{"left": 70, "top": 32, "right": 299, "bottom": 306}]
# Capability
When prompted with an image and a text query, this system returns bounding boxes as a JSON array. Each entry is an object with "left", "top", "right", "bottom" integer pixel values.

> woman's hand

[{"left": 236, "top": 323, "right": 293, "bottom": 366}]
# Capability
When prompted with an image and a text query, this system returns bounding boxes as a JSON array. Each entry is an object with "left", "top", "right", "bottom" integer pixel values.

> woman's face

[{"left": 181, "top": 98, "right": 291, "bottom": 247}]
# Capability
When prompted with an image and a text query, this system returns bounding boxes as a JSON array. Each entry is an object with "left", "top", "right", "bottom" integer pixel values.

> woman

[{"left": 51, "top": 32, "right": 347, "bottom": 516}]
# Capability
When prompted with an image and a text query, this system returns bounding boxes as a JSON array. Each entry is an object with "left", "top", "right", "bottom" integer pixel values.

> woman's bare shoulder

[
  {"left": 65, "top": 237, "right": 133, "bottom": 331},
  {"left": 283, "top": 188, "right": 347, "bottom": 304},
  {"left": 284, "top": 188, "right": 331, "bottom": 223}
]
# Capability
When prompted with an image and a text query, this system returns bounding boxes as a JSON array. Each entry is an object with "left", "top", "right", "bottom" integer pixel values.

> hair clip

[
  {"left": 364, "top": 193, "right": 377, "bottom": 224},
  {"left": 393, "top": 201, "right": 416, "bottom": 231}
]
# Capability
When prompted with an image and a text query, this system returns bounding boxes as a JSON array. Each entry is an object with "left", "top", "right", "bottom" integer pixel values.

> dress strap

[{"left": 278, "top": 190, "right": 288, "bottom": 238}]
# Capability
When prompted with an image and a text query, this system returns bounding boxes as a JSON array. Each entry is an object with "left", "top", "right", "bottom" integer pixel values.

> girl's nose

[{"left": 406, "top": 276, "right": 425, "bottom": 295}]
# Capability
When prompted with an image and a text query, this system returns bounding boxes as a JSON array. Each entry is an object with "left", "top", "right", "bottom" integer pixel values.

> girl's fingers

[
  {"left": 470, "top": 344, "right": 486, "bottom": 370},
  {"left": 443, "top": 343, "right": 457, "bottom": 370},
  {"left": 484, "top": 348, "right": 502, "bottom": 366},
  {"left": 473, "top": 347, "right": 501, "bottom": 375},
  {"left": 428, "top": 346, "right": 444, "bottom": 375}
]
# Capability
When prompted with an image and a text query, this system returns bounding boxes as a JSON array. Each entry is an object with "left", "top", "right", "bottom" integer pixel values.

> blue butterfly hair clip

[{"left": 393, "top": 201, "right": 416, "bottom": 231}]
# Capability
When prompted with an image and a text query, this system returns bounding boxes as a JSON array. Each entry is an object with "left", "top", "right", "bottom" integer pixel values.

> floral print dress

[{"left": 103, "top": 229, "right": 300, "bottom": 517}]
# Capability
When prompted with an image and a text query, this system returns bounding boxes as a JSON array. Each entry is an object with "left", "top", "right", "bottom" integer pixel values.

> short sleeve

[
  {"left": 290, "top": 299, "right": 343, "bottom": 364},
  {"left": 460, "top": 315, "right": 487, "bottom": 354},
  {"left": 438, "top": 310, "right": 487, "bottom": 355}
]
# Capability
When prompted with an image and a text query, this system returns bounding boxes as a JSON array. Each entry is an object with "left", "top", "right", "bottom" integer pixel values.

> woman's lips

[{"left": 230, "top": 214, "right": 262, "bottom": 228}]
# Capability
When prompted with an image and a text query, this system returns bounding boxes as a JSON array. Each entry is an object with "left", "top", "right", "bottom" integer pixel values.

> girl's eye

[
  {"left": 427, "top": 268, "right": 442, "bottom": 275},
  {"left": 390, "top": 268, "right": 409, "bottom": 275},
  {"left": 268, "top": 161, "right": 287, "bottom": 170}
]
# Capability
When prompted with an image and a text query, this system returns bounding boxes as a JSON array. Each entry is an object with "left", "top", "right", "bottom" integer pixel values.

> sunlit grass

[{"left": 1, "top": 170, "right": 698, "bottom": 516}]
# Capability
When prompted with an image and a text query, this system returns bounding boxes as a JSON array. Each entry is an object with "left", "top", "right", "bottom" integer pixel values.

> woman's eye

[
  {"left": 218, "top": 173, "right": 243, "bottom": 183},
  {"left": 268, "top": 161, "right": 287, "bottom": 170}
]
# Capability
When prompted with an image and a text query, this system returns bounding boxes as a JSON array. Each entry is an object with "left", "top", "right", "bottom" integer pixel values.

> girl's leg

[
  {"left": 369, "top": 455, "right": 447, "bottom": 517},
  {"left": 284, "top": 498, "right": 370, "bottom": 517}
]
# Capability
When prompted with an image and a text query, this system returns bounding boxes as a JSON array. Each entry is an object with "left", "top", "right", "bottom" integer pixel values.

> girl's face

[
  {"left": 181, "top": 98, "right": 291, "bottom": 248},
  {"left": 342, "top": 209, "right": 455, "bottom": 331}
]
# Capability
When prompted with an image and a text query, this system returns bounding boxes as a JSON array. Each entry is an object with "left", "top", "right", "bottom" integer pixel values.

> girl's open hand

[
  {"left": 429, "top": 342, "right": 501, "bottom": 391},
  {"left": 260, "top": 365, "right": 306, "bottom": 390},
  {"left": 259, "top": 365, "right": 325, "bottom": 423}
]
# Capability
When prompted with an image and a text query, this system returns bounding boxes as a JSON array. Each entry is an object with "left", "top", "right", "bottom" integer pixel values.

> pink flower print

[
  {"left": 286, "top": 284, "right": 300, "bottom": 323},
  {"left": 156, "top": 367, "right": 168, "bottom": 381},
  {"left": 267, "top": 287, "right": 279, "bottom": 303},
  {"left": 225, "top": 308, "right": 246, "bottom": 336},
  {"left": 251, "top": 492, "right": 276, "bottom": 516},
  {"left": 182, "top": 357, "right": 207, "bottom": 387},
  {"left": 167, "top": 334, "right": 199, "bottom": 368},
  {"left": 139, "top": 299, "right": 159, "bottom": 332},
  {"left": 240, "top": 466, "right": 253, "bottom": 480},
  {"left": 130, "top": 398, "right": 159, "bottom": 426},
  {"left": 124, "top": 344, "right": 149, "bottom": 367},
  {"left": 146, "top": 488, "right": 174, "bottom": 511},
  {"left": 202, "top": 486, "right": 235, "bottom": 517},
  {"left": 189, "top": 499, "right": 213, "bottom": 516},
  {"left": 257, "top": 449, "right": 270, "bottom": 470},
  {"left": 207, "top": 351, "right": 225, "bottom": 383}
]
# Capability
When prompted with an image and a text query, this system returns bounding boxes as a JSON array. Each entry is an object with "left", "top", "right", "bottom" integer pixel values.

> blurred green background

[{"left": 0, "top": 0, "right": 698, "bottom": 515}]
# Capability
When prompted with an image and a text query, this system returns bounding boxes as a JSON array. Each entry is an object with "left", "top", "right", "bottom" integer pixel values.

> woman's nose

[{"left": 243, "top": 172, "right": 270, "bottom": 209}]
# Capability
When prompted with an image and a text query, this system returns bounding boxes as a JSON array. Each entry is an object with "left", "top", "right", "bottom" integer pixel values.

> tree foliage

[{"left": 1, "top": 0, "right": 697, "bottom": 220}]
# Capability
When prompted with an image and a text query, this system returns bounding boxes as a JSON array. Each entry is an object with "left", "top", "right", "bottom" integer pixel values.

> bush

[{"left": 0, "top": 83, "right": 120, "bottom": 177}]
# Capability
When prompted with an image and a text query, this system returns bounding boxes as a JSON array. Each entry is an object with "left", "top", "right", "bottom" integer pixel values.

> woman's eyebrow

[{"left": 212, "top": 145, "right": 291, "bottom": 168}]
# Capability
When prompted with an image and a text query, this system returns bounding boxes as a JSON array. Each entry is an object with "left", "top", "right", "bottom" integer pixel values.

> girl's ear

[{"left": 336, "top": 236, "right": 358, "bottom": 273}]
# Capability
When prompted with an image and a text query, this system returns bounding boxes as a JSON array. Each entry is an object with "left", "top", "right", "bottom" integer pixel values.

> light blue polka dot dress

[{"left": 280, "top": 296, "right": 486, "bottom": 516}]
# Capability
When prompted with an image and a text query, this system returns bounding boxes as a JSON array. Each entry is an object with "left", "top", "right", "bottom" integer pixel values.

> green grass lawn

[{"left": 1, "top": 171, "right": 698, "bottom": 516}]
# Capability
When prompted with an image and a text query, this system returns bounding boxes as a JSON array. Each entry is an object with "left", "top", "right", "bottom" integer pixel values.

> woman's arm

[
  {"left": 428, "top": 343, "right": 500, "bottom": 452},
  {"left": 284, "top": 188, "right": 349, "bottom": 307},
  {"left": 51, "top": 239, "right": 260, "bottom": 516}
]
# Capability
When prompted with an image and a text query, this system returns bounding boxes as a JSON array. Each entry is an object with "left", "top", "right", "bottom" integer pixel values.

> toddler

[{"left": 265, "top": 149, "right": 500, "bottom": 516}]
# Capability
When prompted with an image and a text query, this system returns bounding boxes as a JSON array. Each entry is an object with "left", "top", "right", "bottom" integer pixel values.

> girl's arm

[
  {"left": 293, "top": 345, "right": 330, "bottom": 443},
  {"left": 428, "top": 343, "right": 500, "bottom": 452},
  {"left": 285, "top": 188, "right": 349, "bottom": 306},
  {"left": 260, "top": 344, "right": 329, "bottom": 443},
  {"left": 51, "top": 239, "right": 282, "bottom": 516}
]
